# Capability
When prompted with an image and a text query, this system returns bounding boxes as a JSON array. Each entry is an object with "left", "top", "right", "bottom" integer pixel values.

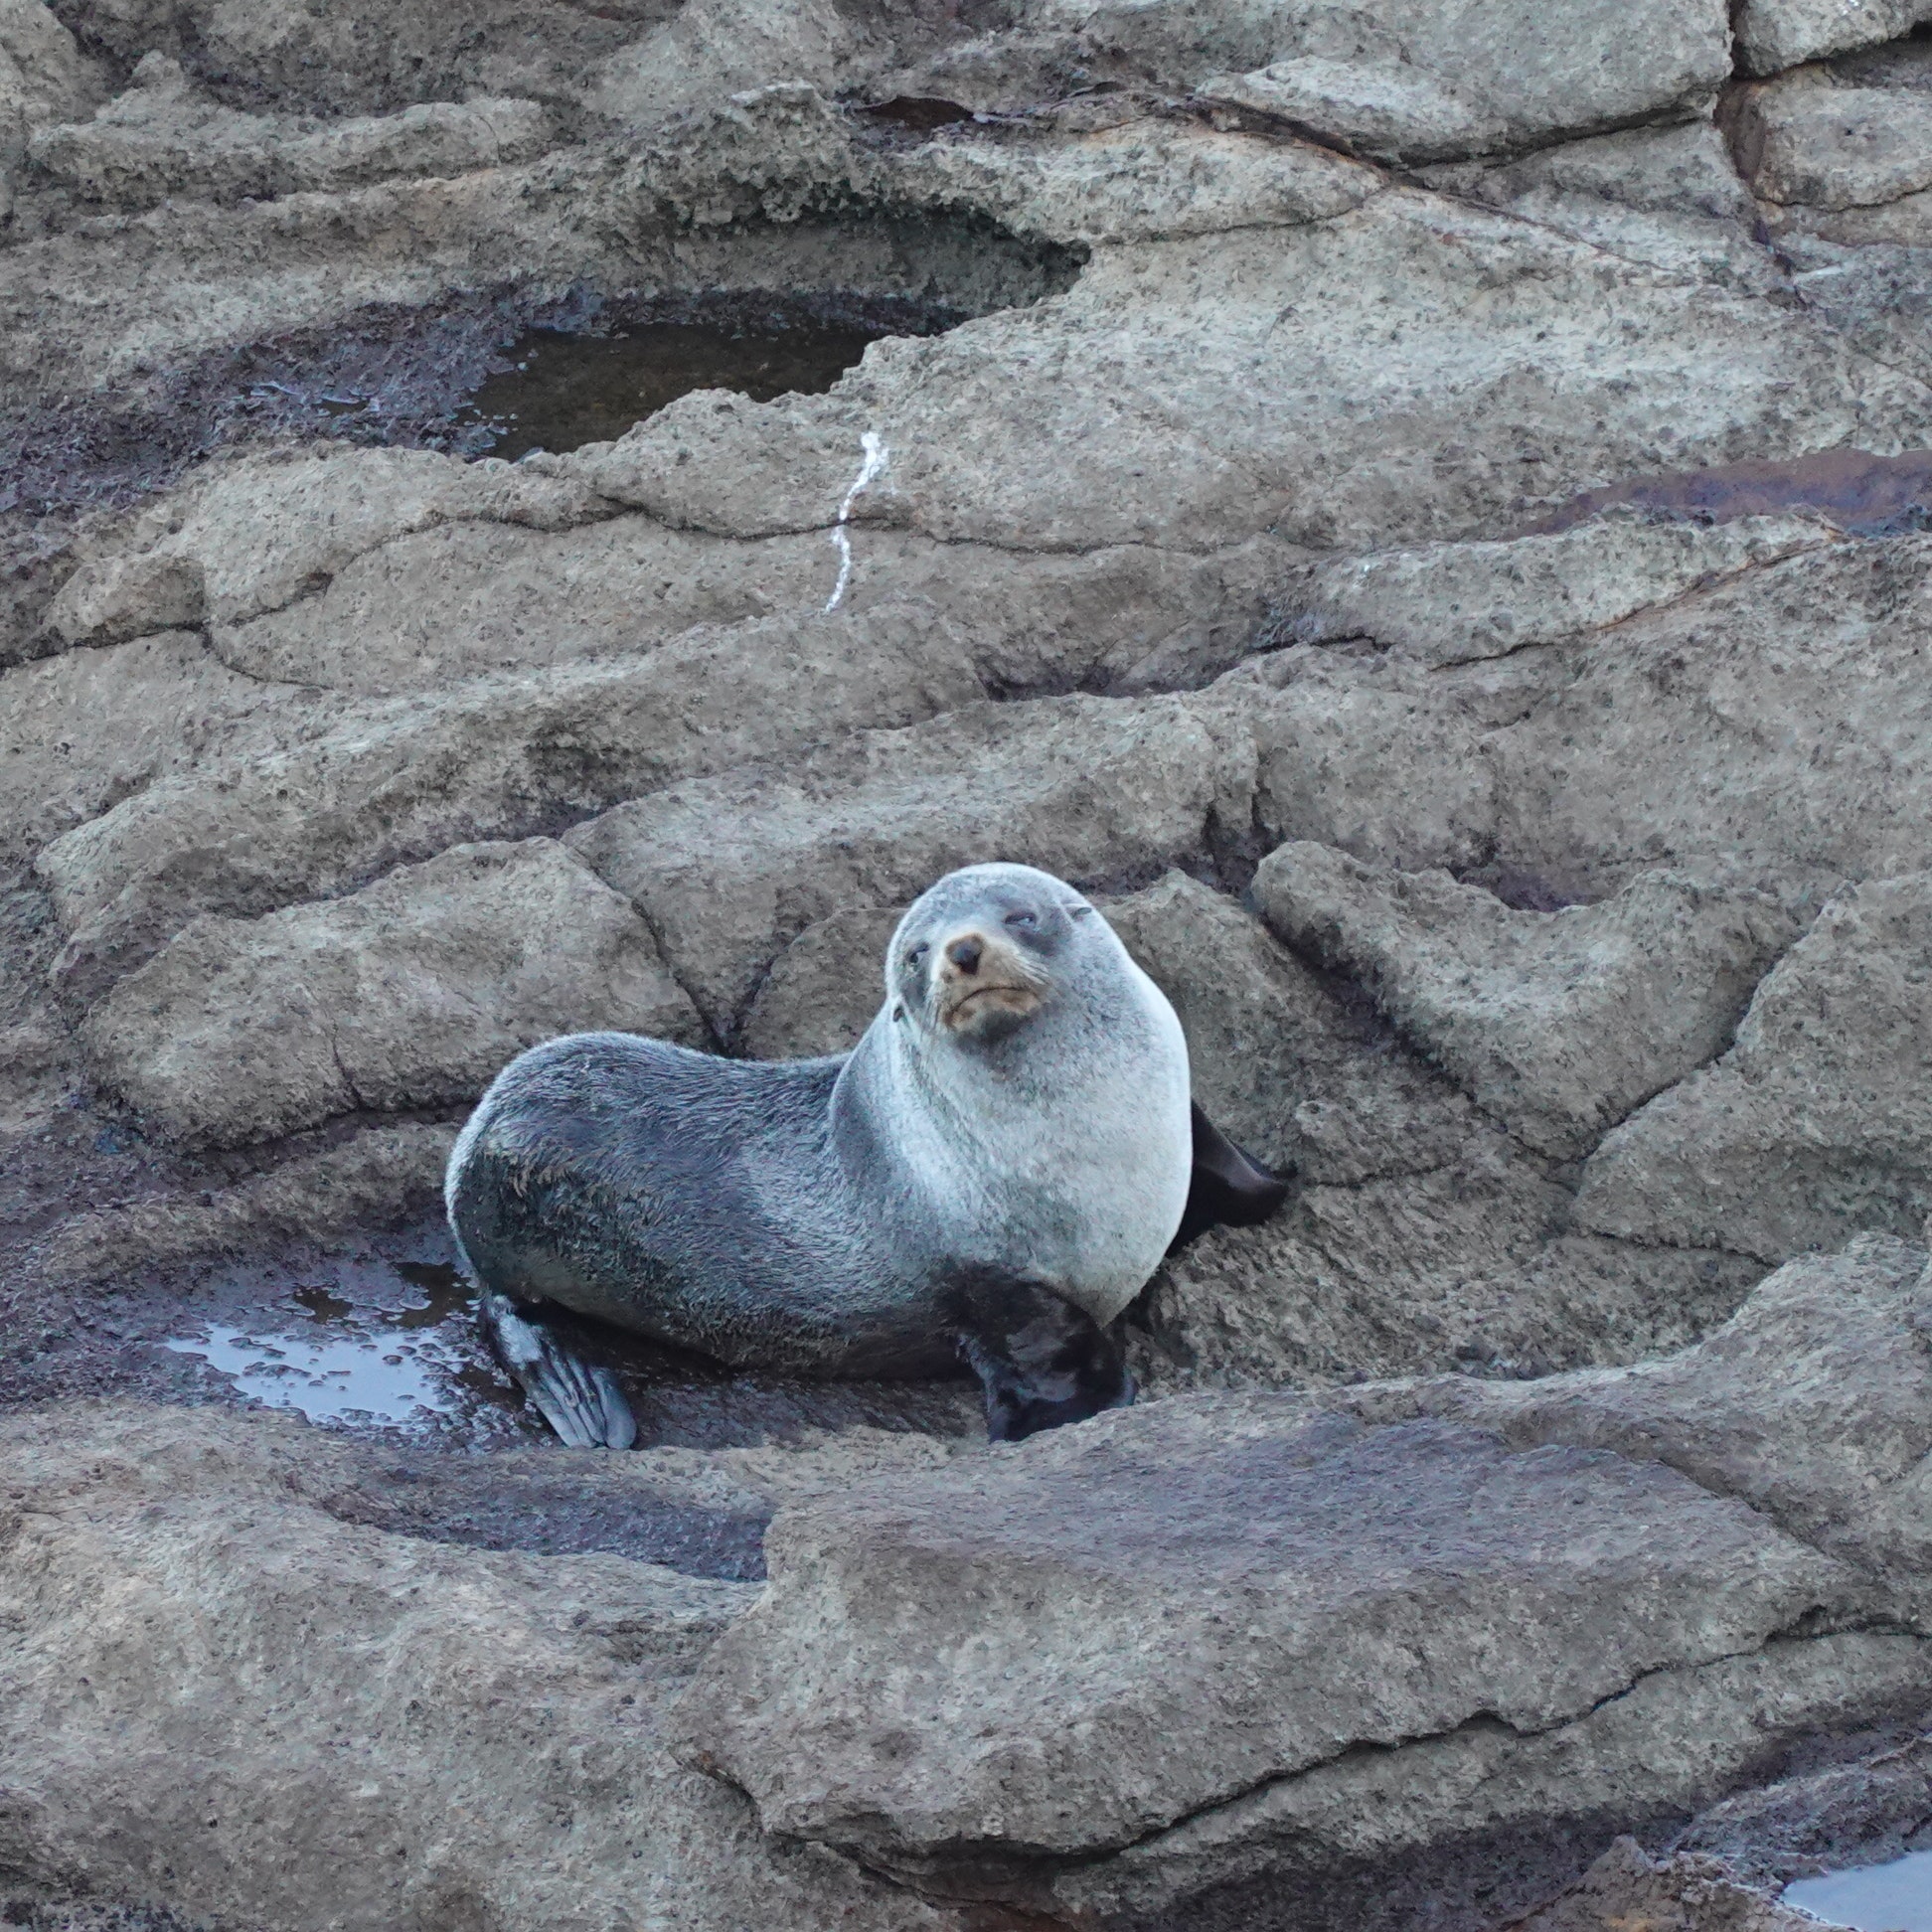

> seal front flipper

[
  {"left": 477, "top": 1287, "right": 637, "bottom": 1450},
  {"left": 1169, "top": 1100, "right": 1291, "bottom": 1252},
  {"left": 951, "top": 1275, "right": 1135, "bottom": 1444}
]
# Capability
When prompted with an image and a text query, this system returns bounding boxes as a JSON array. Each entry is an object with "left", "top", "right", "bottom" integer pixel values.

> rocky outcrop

[
  {"left": 34, "top": 1121, "right": 457, "bottom": 1286},
  {"left": 1252, "top": 845, "right": 1798, "bottom": 1158},
  {"left": 1484, "top": 537, "right": 1932, "bottom": 899},
  {"left": 84, "top": 838, "right": 705, "bottom": 1147},
  {"left": 1733, "top": 0, "right": 1932, "bottom": 78},
  {"left": 0, "top": 0, "right": 103, "bottom": 218},
  {"left": 1269, "top": 513, "right": 1830, "bottom": 670},
  {"left": 1729, "top": 66, "right": 1932, "bottom": 211},
  {"left": 50, "top": 443, "right": 611, "bottom": 645},
  {"left": 564, "top": 692, "right": 1254, "bottom": 1028},
  {"left": 666, "top": 1234, "right": 1932, "bottom": 1929},
  {"left": 1345, "top": 1231, "right": 1932, "bottom": 1620},
  {"left": 1575, "top": 873, "right": 1932, "bottom": 1261},
  {"left": 29, "top": 56, "right": 554, "bottom": 210},
  {"left": 9, "top": 1231, "right": 1921, "bottom": 1932},
  {"left": 0, "top": 1402, "right": 954, "bottom": 1932},
  {"left": 1511, "top": 1839, "right": 1826, "bottom": 1932},
  {"left": 11, "top": 0, "right": 1932, "bottom": 1921}
]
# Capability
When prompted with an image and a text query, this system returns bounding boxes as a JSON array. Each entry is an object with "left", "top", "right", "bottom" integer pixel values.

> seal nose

[{"left": 946, "top": 935, "right": 983, "bottom": 974}]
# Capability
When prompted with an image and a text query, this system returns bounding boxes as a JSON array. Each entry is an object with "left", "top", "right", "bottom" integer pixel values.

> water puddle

[
  {"left": 165, "top": 1262, "right": 506, "bottom": 1431},
  {"left": 1536, "top": 446, "right": 1932, "bottom": 538},
  {"left": 157, "top": 1246, "right": 977, "bottom": 1449},
  {"left": 453, "top": 316, "right": 892, "bottom": 461},
  {"left": 1785, "top": 1850, "right": 1932, "bottom": 1929},
  {"left": 0, "top": 280, "right": 1026, "bottom": 517}
]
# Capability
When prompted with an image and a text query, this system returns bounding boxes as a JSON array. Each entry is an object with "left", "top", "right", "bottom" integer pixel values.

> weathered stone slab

[
  {"left": 1347, "top": 1232, "right": 1932, "bottom": 1618},
  {"left": 1139, "top": 1155, "right": 1760, "bottom": 1391},
  {"left": 1732, "top": 69, "right": 1932, "bottom": 210},
  {"left": 0, "top": 1402, "right": 957, "bottom": 1932},
  {"left": 1734, "top": 0, "right": 1932, "bottom": 79},
  {"left": 30, "top": 56, "right": 553, "bottom": 209},
  {"left": 1513, "top": 1839, "right": 1832, "bottom": 1932},
  {"left": 34, "top": 1121, "right": 457, "bottom": 1286},
  {"left": 39, "top": 603, "right": 985, "bottom": 997},
  {"left": 1253, "top": 843, "right": 1798, "bottom": 1157},
  {"left": 51, "top": 443, "right": 609, "bottom": 644},
  {"left": 1575, "top": 875, "right": 1932, "bottom": 1259},
  {"left": 1486, "top": 538, "right": 1932, "bottom": 898},
  {"left": 0, "top": 629, "right": 314, "bottom": 861},
  {"left": 564, "top": 693, "right": 1255, "bottom": 1027},
  {"left": 1272, "top": 513, "right": 1829, "bottom": 669},
  {"left": 85, "top": 838, "right": 704, "bottom": 1147},
  {"left": 675, "top": 1401, "right": 1859, "bottom": 1875},
  {"left": 1101, "top": 0, "right": 1729, "bottom": 159}
]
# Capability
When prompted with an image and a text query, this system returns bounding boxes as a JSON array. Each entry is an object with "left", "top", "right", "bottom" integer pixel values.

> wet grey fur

[{"left": 446, "top": 863, "right": 1197, "bottom": 1446}]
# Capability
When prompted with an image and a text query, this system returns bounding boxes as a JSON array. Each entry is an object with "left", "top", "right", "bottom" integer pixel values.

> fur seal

[{"left": 445, "top": 862, "right": 1287, "bottom": 1448}]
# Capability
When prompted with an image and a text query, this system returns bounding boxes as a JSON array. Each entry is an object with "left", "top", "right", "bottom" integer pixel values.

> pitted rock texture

[
  {"left": 86, "top": 838, "right": 705, "bottom": 1147},
  {"left": 1575, "top": 875, "right": 1932, "bottom": 1259},
  {"left": 1252, "top": 845, "right": 1798, "bottom": 1159},
  {"left": 30, "top": 55, "right": 554, "bottom": 210},
  {"left": 670, "top": 1232, "right": 1932, "bottom": 1929},
  {"left": 1510, "top": 1839, "right": 1827, "bottom": 1932},
  {"left": 8, "top": 0, "right": 1932, "bottom": 1923},
  {"left": 0, "top": 1403, "right": 961, "bottom": 1932},
  {"left": 677, "top": 1408, "right": 1858, "bottom": 1867}
]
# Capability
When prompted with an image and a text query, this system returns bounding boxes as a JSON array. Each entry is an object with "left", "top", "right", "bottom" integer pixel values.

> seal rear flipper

[
  {"left": 1169, "top": 1100, "right": 1291, "bottom": 1252},
  {"left": 951, "top": 1275, "right": 1135, "bottom": 1444},
  {"left": 477, "top": 1288, "right": 638, "bottom": 1451}
]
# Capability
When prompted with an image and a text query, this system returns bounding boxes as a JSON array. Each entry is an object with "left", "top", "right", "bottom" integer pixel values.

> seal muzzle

[{"left": 932, "top": 924, "right": 1047, "bottom": 1035}]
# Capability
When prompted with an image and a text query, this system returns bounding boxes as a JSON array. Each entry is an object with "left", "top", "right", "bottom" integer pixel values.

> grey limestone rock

[
  {"left": 36, "top": 601, "right": 988, "bottom": 998},
  {"left": 1252, "top": 842, "right": 1800, "bottom": 1158},
  {"left": 1486, "top": 538, "right": 1932, "bottom": 901},
  {"left": 84, "top": 838, "right": 705, "bottom": 1147},
  {"left": 50, "top": 443, "right": 612, "bottom": 645},
  {"left": 1272, "top": 513, "right": 1832, "bottom": 670},
  {"left": 564, "top": 691, "right": 1256, "bottom": 1029},
  {"left": 1731, "top": 67, "right": 1932, "bottom": 211},
  {"left": 1734, "top": 0, "right": 1932, "bottom": 79},
  {"left": 29, "top": 56, "right": 553, "bottom": 210},
  {"left": 1135, "top": 1139, "right": 1761, "bottom": 1392},
  {"left": 1509, "top": 1838, "right": 1836, "bottom": 1932},
  {"left": 672, "top": 1387, "right": 1903, "bottom": 1920},
  {"left": 1575, "top": 874, "right": 1932, "bottom": 1261},
  {"left": 34, "top": 1120, "right": 458, "bottom": 1286},
  {"left": 1148, "top": 0, "right": 1728, "bottom": 161},
  {"left": 0, "top": 1400, "right": 957, "bottom": 1932},
  {"left": 1344, "top": 1231, "right": 1932, "bottom": 1619}
]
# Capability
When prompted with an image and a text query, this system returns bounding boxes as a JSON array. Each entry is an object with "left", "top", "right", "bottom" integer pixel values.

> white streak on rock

[{"left": 824, "top": 430, "right": 888, "bottom": 613}]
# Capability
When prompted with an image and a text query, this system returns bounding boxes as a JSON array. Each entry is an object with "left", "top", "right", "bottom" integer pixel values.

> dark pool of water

[
  {"left": 1536, "top": 446, "right": 1932, "bottom": 538},
  {"left": 454, "top": 318, "right": 886, "bottom": 461},
  {"left": 0, "top": 284, "right": 977, "bottom": 521},
  {"left": 160, "top": 1247, "right": 978, "bottom": 1451},
  {"left": 164, "top": 1259, "right": 516, "bottom": 1433},
  {"left": 1784, "top": 1849, "right": 1932, "bottom": 1929}
]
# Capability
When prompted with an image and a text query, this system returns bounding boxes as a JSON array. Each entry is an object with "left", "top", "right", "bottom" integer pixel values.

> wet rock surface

[{"left": 7, "top": 0, "right": 1932, "bottom": 1923}]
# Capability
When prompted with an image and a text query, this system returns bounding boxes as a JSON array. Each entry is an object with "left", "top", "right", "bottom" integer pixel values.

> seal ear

[
  {"left": 947, "top": 1273, "right": 1134, "bottom": 1443},
  {"left": 1168, "top": 1101, "right": 1291, "bottom": 1252}
]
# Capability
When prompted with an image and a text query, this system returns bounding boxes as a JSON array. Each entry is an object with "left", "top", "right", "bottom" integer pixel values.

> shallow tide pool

[
  {"left": 165, "top": 1271, "right": 488, "bottom": 1428},
  {"left": 1785, "top": 1850, "right": 1932, "bottom": 1931}
]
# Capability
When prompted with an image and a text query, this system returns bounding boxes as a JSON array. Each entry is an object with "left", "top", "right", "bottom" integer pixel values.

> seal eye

[
  {"left": 904, "top": 942, "right": 929, "bottom": 971},
  {"left": 1004, "top": 910, "right": 1038, "bottom": 928}
]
